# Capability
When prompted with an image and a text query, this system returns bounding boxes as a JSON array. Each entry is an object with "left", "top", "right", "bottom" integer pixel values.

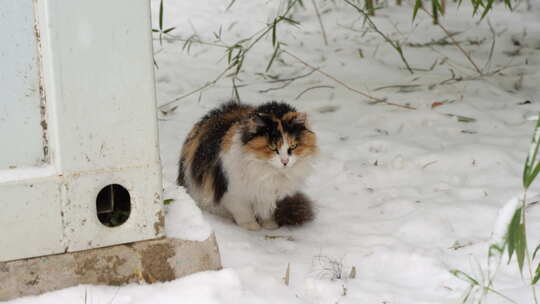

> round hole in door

[{"left": 96, "top": 184, "right": 131, "bottom": 227}]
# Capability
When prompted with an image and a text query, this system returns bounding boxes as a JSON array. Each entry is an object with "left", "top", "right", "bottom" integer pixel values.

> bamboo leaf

[
  {"left": 533, "top": 244, "right": 540, "bottom": 260},
  {"left": 450, "top": 269, "right": 479, "bottom": 285},
  {"left": 533, "top": 263, "right": 540, "bottom": 285},
  {"left": 272, "top": 19, "right": 277, "bottom": 47},
  {"left": 412, "top": 0, "right": 423, "bottom": 21},
  {"left": 507, "top": 208, "right": 522, "bottom": 264},
  {"left": 159, "top": 0, "right": 164, "bottom": 31},
  {"left": 523, "top": 113, "right": 540, "bottom": 189},
  {"left": 516, "top": 222, "right": 526, "bottom": 274},
  {"left": 163, "top": 27, "right": 176, "bottom": 34},
  {"left": 227, "top": 48, "right": 233, "bottom": 64},
  {"left": 480, "top": 0, "right": 495, "bottom": 19},
  {"left": 265, "top": 42, "right": 280, "bottom": 72},
  {"left": 152, "top": 29, "right": 159, "bottom": 32},
  {"left": 281, "top": 17, "right": 300, "bottom": 26},
  {"left": 164, "top": 199, "right": 174, "bottom": 205}
]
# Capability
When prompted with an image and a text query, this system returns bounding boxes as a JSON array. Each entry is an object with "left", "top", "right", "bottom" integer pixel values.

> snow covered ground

[{"left": 8, "top": 0, "right": 540, "bottom": 303}]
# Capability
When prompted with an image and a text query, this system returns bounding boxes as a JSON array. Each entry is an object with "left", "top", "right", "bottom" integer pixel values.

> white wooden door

[{"left": 0, "top": 0, "right": 164, "bottom": 262}]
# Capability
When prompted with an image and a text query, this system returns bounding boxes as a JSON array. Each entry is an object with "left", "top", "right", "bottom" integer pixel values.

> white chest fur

[{"left": 220, "top": 134, "right": 312, "bottom": 218}]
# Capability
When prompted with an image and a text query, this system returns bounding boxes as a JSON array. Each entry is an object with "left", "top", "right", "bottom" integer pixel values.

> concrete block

[{"left": 0, "top": 235, "right": 221, "bottom": 301}]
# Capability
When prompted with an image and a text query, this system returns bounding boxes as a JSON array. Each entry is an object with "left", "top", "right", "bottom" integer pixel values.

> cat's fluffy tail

[{"left": 274, "top": 192, "right": 315, "bottom": 226}]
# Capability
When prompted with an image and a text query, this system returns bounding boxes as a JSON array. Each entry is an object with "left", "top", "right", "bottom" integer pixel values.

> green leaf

[
  {"left": 506, "top": 208, "right": 527, "bottom": 275},
  {"left": 507, "top": 208, "right": 521, "bottom": 264},
  {"left": 281, "top": 17, "right": 300, "bottom": 26},
  {"left": 480, "top": 0, "right": 495, "bottom": 20},
  {"left": 265, "top": 42, "right": 280, "bottom": 72},
  {"left": 152, "top": 29, "right": 159, "bottom": 32},
  {"left": 489, "top": 243, "right": 503, "bottom": 257},
  {"left": 163, "top": 27, "right": 176, "bottom": 34},
  {"left": 235, "top": 38, "right": 251, "bottom": 45},
  {"left": 533, "top": 263, "right": 540, "bottom": 285},
  {"left": 450, "top": 269, "right": 479, "bottom": 285},
  {"left": 159, "top": 0, "right": 164, "bottom": 31},
  {"left": 412, "top": 0, "right": 423, "bottom": 21},
  {"left": 533, "top": 244, "right": 540, "bottom": 260},
  {"left": 164, "top": 198, "right": 174, "bottom": 205},
  {"left": 432, "top": 0, "right": 442, "bottom": 14},
  {"left": 523, "top": 113, "right": 540, "bottom": 189},
  {"left": 272, "top": 19, "right": 277, "bottom": 47},
  {"left": 457, "top": 115, "right": 476, "bottom": 123},
  {"left": 516, "top": 222, "right": 527, "bottom": 274}
]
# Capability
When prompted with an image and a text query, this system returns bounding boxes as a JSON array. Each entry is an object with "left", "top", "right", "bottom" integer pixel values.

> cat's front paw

[
  {"left": 238, "top": 221, "right": 261, "bottom": 231},
  {"left": 261, "top": 219, "right": 279, "bottom": 230}
]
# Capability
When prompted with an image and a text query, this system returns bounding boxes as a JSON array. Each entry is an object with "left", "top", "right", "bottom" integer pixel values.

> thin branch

[
  {"left": 259, "top": 70, "right": 317, "bottom": 93},
  {"left": 267, "top": 69, "right": 318, "bottom": 83},
  {"left": 158, "top": 0, "right": 302, "bottom": 109},
  {"left": 159, "top": 67, "right": 230, "bottom": 109},
  {"left": 421, "top": 7, "right": 483, "bottom": 74},
  {"left": 295, "top": 85, "right": 335, "bottom": 100},
  {"left": 160, "top": 33, "right": 229, "bottom": 49},
  {"left": 259, "top": 81, "right": 295, "bottom": 93},
  {"left": 343, "top": 0, "right": 414, "bottom": 75},
  {"left": 311, "top": 0, "right": 328, "bottom": 45},
  {"left": 374, "top": 84, "right": 421, "bottom": 91},
  {"left": 282, "top": 50, "right": 416, "bottom": 110}
]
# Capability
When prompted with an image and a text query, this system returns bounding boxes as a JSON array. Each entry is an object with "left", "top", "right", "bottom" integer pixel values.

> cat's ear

[
  {"left": 284, "top": 112, "right": 308, "bottom": 126},
  {"left": 244, "top": 112, "right": 266, "bottom": 133},
  {"left": 292, "top": 112, "right": 307, "bottom": 125}
]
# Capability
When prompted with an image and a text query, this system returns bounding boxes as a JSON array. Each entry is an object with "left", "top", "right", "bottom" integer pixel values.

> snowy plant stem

[
  {"left": 343, "top": 0, "right": 414, "bottom": 74},
  {"left": 310, "top": 0, "right": 328, "bottom": 46},
  {"left": 521, "top": 190, "right": 539, "bottom": 304},
  {"left": 420, "top": 8, "right": 482, "bottom": 75},
  {"left": 281, "top": 50, "right": 416, "bottom": 110},
  {"left": 486, "top": 287, "right": 519, "bottom": 304}
]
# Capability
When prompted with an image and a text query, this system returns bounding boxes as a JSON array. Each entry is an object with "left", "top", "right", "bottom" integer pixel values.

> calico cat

[{"left": 177, "top": 101, "right": 317, "bottom": 230}]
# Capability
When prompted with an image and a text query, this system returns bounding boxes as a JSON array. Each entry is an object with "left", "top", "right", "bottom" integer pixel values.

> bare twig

[
  {"left": 160, "top": 33, "right": 228, "bottom": 49},
  {"left": 265, "top": 235, "right": 294, "bottom": 241},
  {"left": 295, "top": 85, "right": 335, "bottom": 100},
  {"left": 421, "top": 8, "right": 483, "bottom": 74},
  {"left": 259, "top": 81, "right": 294, "bottom": 93},
  {"left": 267, "top": 69, "right": 318, "bottom": 83},
  {"left": 343, "top": 0, "right": 414, "bottom": 74},
  {"left": 159, "top": 67, "right": 230, "bottom": 109},
  {"left": 282, "top": 50, "right": 416, "bottom": 110},
  {"left": 283, "top": 263, "right": 290, "bottom": 286},
  {"left": 159, "top": 0, "right": 302, "bottom": 109},
  {"left": 258, "top": 69, "right": 317, "bottom": 93},
  {"left": 311, "top": 0, "right": 328, "bottom": 45},
  {"left": 373, "top": 84, "right": 421, "bottom": 91}
]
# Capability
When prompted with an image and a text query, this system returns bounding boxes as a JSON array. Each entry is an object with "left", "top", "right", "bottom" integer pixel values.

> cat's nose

[{"left": 281, "top": 158, "right": 289, "bottom": 166}]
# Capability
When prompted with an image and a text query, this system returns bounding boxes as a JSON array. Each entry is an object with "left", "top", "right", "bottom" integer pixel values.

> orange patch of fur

[
  {"left": 245, "top": 136, "right": 275, "bottom": 160},
  {"left": 181, "top": 125, "right": 202, "bottom": 169},
  {"left": 202, "top": 173, "right": 215, "bottom": 199},
  {"left": 293, "top": 130, "right": 317, "bottom": 157}
]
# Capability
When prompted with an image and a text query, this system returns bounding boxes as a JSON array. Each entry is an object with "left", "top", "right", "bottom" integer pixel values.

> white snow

[{"left": 7, "top": 0, "right": 540, "bottom": 303}]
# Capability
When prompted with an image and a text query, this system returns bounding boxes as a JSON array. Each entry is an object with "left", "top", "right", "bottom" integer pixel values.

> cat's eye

[
  {"left": 290, "top": 143, "right": 298, "bottom": 150},
  {"left": 268, "top": 143, "right": 277, "bottom": 151}
]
